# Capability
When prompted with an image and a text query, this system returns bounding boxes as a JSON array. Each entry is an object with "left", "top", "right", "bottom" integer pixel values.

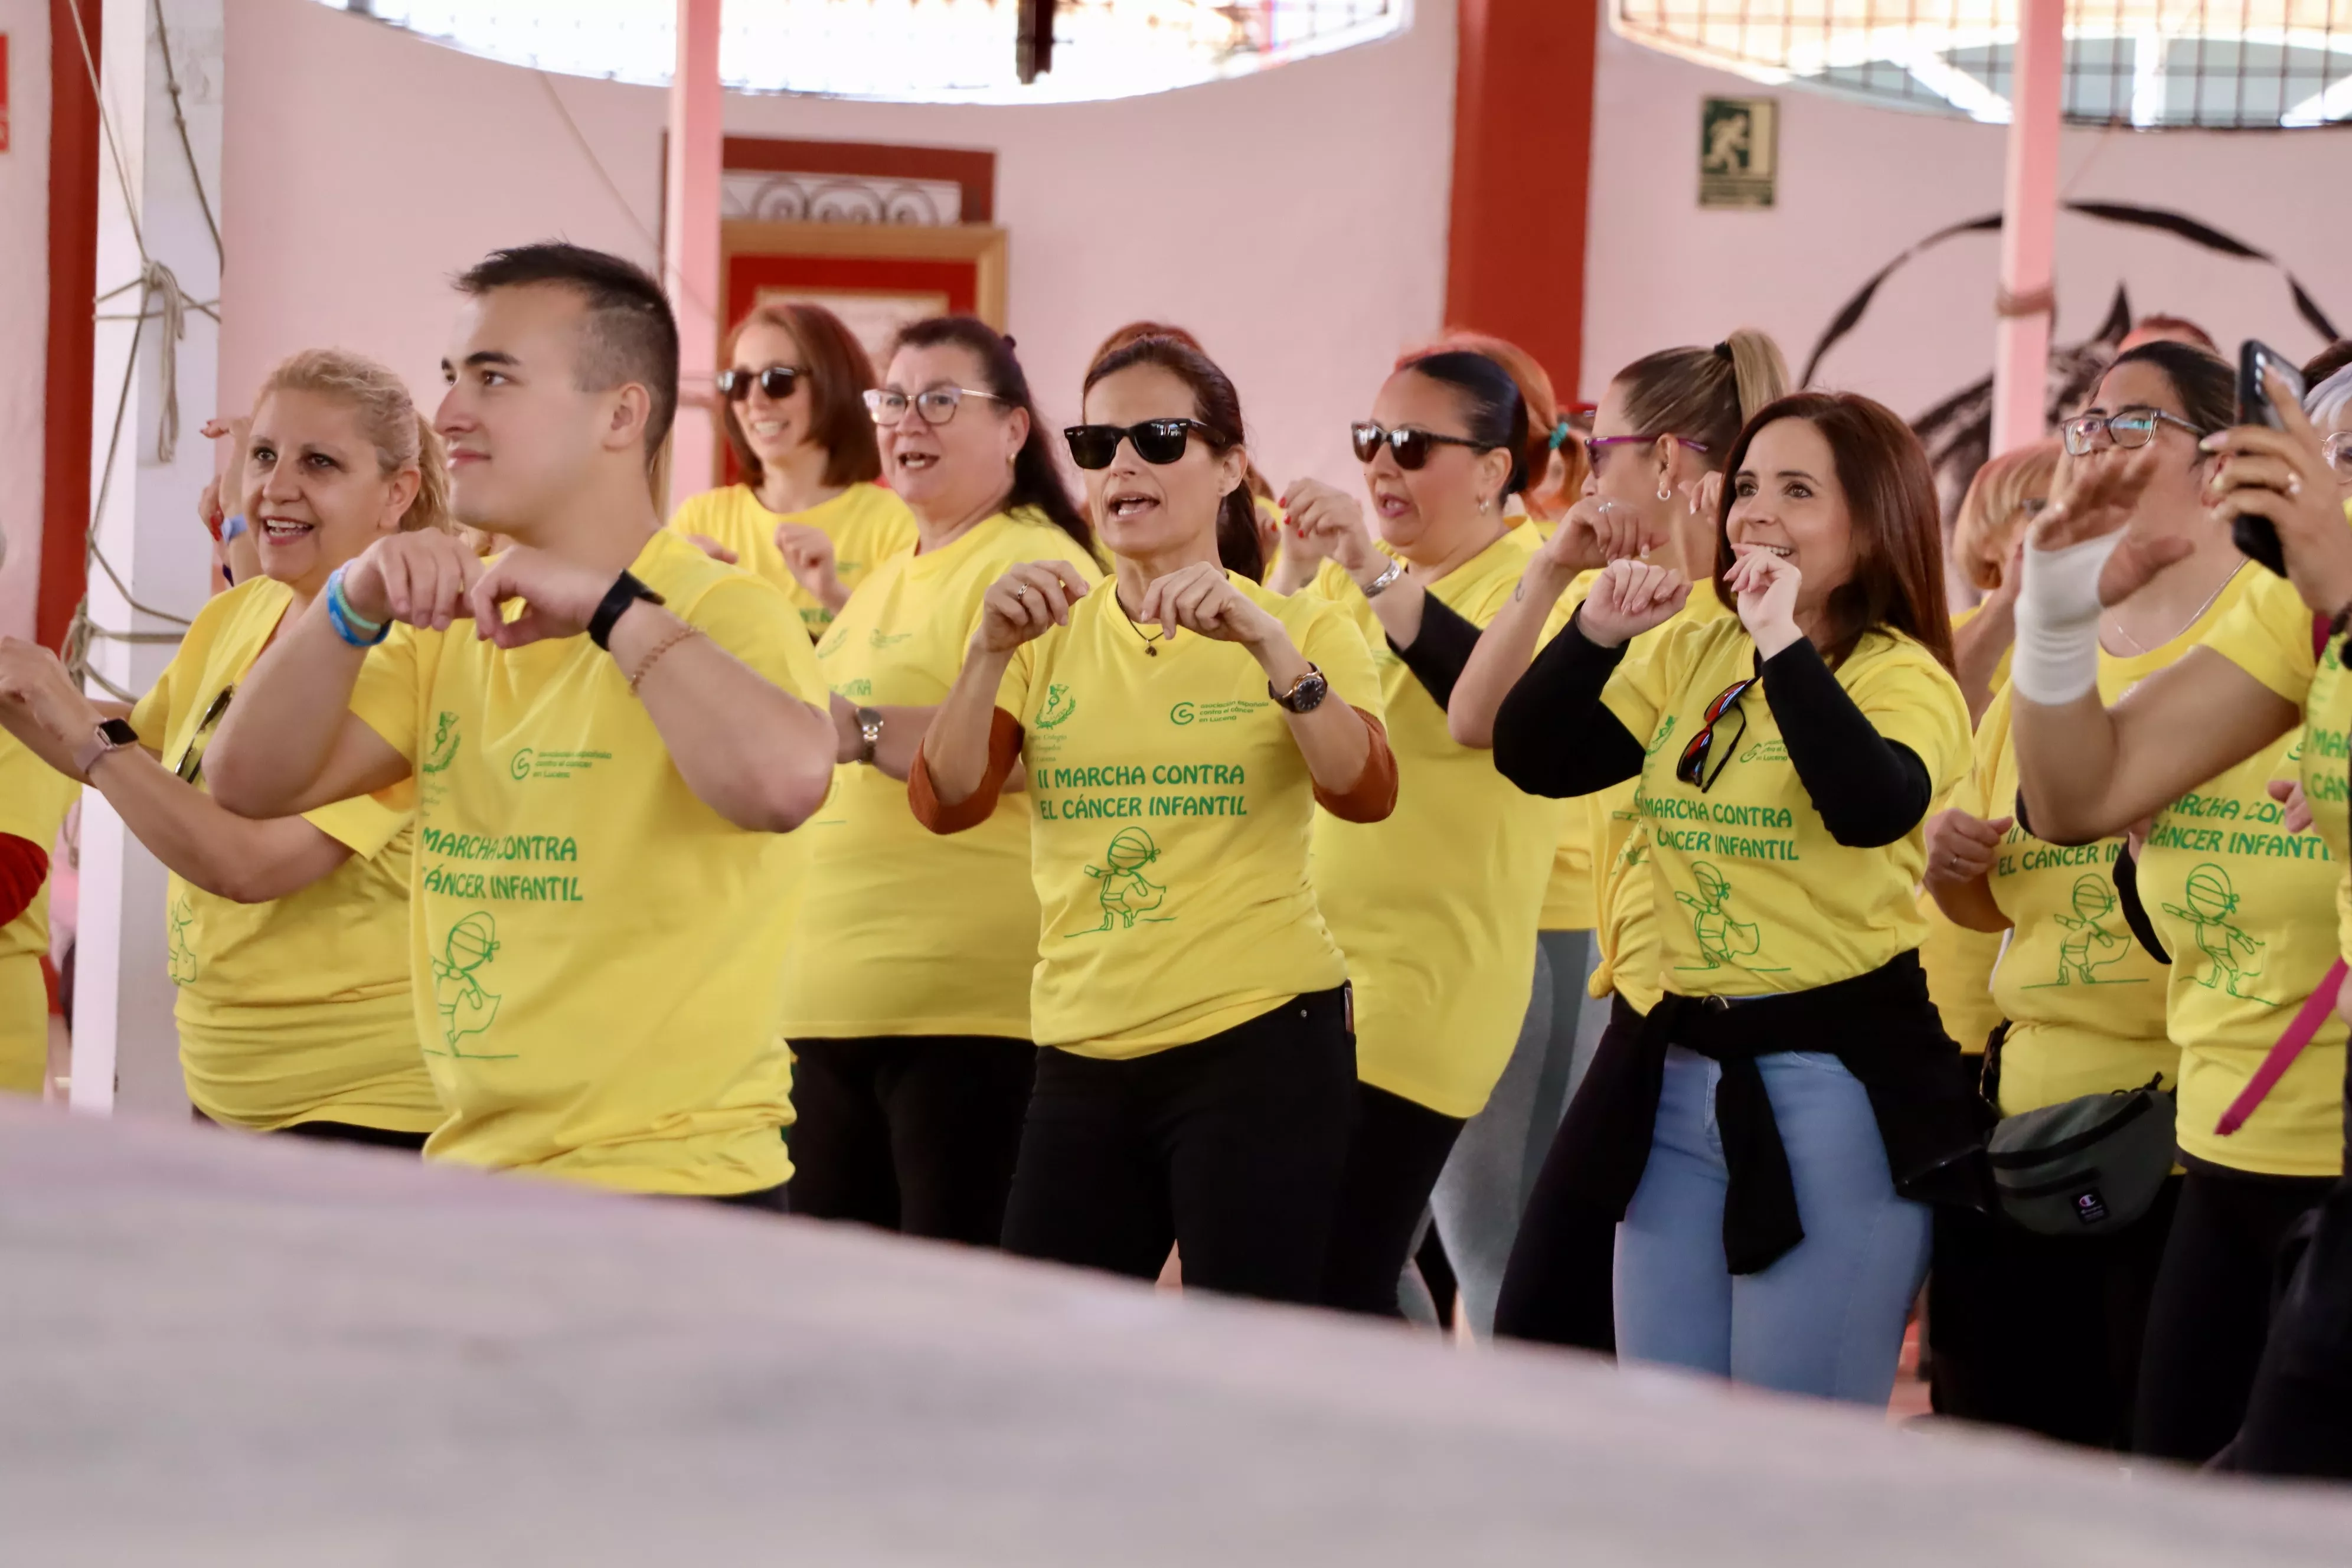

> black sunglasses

[
  {"left": 1674, "top": 677, "right": 1755, "bottom": 793},
  {"left": 1351, "top": 422, "right": 1493, "bottom": 471},
  {"left": 1064, "top": 419, "right": 1215, "bottom": 470},
  {"left": 716, "top": 365, "right": 804, "bottom": 402}
]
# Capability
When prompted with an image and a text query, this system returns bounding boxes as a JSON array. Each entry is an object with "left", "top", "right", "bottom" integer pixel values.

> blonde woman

[{"left": 0, "top": 350, "right": 445, "bottom": 1145}]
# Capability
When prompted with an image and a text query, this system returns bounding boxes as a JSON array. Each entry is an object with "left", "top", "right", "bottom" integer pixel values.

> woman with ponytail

[
  {"left": 1448, "top": 330, "right": 1790, "bottom": 1351},
  {"left": 910, "top": 332, "right": 1394, "bottom": 1302},
  {"left": 0, "top": 349, "right": 447, "bottom": 1145},
  {"left": 1269, "top": 349, "right": 1572, "bottom": 1321},
  {"left": 776, "top": 316, "right": 1101, "bottom": 1247}
]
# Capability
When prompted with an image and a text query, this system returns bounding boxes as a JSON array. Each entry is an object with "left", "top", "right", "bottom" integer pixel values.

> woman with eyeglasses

[
  {"left": 1446, "top": 332, "right": 1789, "bottom": 1351},
  {"left": 1991, "top": 360, "right": 2352, "bottom": 1479},
  {"left": 0, "top": 349, "right": 445, "bottom": 1145},
  {"left": 669, "top": 303, "right": 917, "bottom": 638},
  {"left": 774, "top": 317, "right": 1096, "bottom": 1246},
  {"left": 1475, "top": 390, "right": 1979, "bottom": 1405},
  {"left": 909, "top": 333, "right": 1396, "bottom": 1301},
  {"left": 1250, "top": 349, "right": 1567, "bottom": 1321},
  {"left": 1920, "top": 343, "right": 2251, "bottom": 1448}
]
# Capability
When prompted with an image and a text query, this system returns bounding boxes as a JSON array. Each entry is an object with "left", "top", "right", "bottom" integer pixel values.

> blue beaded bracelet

[{"left": 325, "top": 565, "right": 390, "bottom": 648}]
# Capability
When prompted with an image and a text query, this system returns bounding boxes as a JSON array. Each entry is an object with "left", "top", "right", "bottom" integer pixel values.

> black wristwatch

[
  {"left": 75, "top": 717, "right": 141, "bottom": 777},
  {"left": 1269, "top": 664, "right": 1329, "bottom": 714},
  {"left": 587, "top": 571, "right": 667, "bottom": 649}
]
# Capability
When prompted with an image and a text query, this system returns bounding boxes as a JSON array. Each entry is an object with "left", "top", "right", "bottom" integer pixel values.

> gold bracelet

[{"left": 625, "top": 625, "right": 703, "bottom": 694}]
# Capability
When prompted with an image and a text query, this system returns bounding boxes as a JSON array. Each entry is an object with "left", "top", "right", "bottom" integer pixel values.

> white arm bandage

[{"left": 2010, "top": 530, "right": 2124, "bottom": 705}]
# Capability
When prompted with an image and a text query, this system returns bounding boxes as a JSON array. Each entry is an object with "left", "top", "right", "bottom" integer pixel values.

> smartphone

[{"left": 2234, "top": 340, "right": 2307, "bottom": 576}]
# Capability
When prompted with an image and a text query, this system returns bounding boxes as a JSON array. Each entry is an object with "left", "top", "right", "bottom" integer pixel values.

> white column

[
  {"left": 662, "top": 0, "right": 723, "bottom": 512},
  {"left": 71, "top": 0, "right": 223, "bottom": 1117},
  {"left": 1990, "top": 0, "right": 2064, "bottom": 456}
]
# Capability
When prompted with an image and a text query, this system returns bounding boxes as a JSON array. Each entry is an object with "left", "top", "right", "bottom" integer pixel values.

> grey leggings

[{"left": 1418, "top": 929, "right": 1608, "bottom": 1335}]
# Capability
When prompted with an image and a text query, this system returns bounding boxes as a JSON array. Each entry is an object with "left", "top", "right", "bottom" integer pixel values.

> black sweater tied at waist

[{"left": 1549, "top": 950, "right": 1989, "bottom": 1275}]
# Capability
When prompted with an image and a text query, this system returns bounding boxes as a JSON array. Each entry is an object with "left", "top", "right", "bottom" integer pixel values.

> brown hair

[
  {"left": 720, "top": 302, "right": 883, "bottom": 491},
  {"left": 1408, "top": 331, "right": 1563, "bottom": 515},
  {"left": 894, "top": 316, "right": 1094, "bottom": 556},
  {"left": 1952, "top": 440, "right": 2059, "bottom": 592},
  {"left": 1084, "top": 334, "right": 1262, "bottom": 582},
  {"left": 1616, "top": 329, "right": 1789, "bottom": 470},
  {"left": 1712, "top": 391, "right": 1954, "bottom": 672},
  {"left": 255, "top": 348, "right": 450, "bottom": 534}
]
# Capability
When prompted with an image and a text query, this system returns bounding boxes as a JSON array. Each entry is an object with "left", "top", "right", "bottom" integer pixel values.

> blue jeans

[{"left": 1615, "top": 1044, "right": 1930, "bottom": 1406}]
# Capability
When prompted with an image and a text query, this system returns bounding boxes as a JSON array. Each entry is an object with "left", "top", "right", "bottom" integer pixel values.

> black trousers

[
  {"left": 1927, "top": 1175, "right": 2181, "bottom": 1449},
  {"left": 2133, "top": 1161, "right": 2334, "bottom": 1462},
  {"left": 1491, "top": 994, "right": 1641, "bottom": 1353},
  {"left": 788, "top": 1034, "right": 1035, "bottom": 1246},
  {"left": 1001, "top": 987, "right": 1355, "bottom": 1305},
  {"left": 1321, "top": 1082, "right": 1466, "bottom": 1318}
]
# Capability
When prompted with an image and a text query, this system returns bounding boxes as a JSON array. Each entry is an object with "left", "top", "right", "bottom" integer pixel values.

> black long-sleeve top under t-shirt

[{"left": 1492, "top": 609, "right": 1933, "bottom": 849}]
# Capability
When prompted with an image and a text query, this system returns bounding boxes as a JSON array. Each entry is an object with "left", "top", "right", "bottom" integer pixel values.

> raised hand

[
  {"left": 342, "top": 530, "right": 486, "bottom": 632},
  {"left": 972, "top": 561, "right": 1090, "bottom": 655},
  {"left": 2204, "top": 367, "right": 2352, "bottom": 616},
  {"left": 1725, "top": 545, "right": 1803, "bottom": 654},
  {"left": 1925, "top": 808, "right": 2010, "bottom": 891},
  {"left": 1577, "top": 558, "right": 1689, "bottom": 648},
  {"left": 1138, "top": 561, "right": 1282, "bottom": 648}
]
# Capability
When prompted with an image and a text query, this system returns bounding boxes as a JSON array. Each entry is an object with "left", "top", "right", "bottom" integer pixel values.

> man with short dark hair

[{"left": 211, "top": 243, "right": 835, "bottom": 1204}]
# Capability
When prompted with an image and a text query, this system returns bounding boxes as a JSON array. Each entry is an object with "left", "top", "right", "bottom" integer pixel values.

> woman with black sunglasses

[
  {"left": 908, "top": 333, "right": 1396, "bottom": 1302},
  {"left": 775, "top": 316, "right": 1098, "bottom": 1249},
  {"left": 1255, "top": 351, "right": 1570, "bottom": 1323},
  {"left": 1481, "top": 391, "right": 1980, "bottom": 1406},
  {"left": 0, "top": 350, "right": 447, "bottom": 1145},
  {"left": 669, "top": 303, "right": 917, "bottom": 638},
  {"left": 1922, "top": 342, "right": 2278, "bottom": 1453}
]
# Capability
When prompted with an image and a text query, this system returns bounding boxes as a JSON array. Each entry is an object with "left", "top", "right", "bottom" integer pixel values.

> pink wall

[
  {"left": 0, "top": 0, "right": 54, "bottom": 639},
  {"left": 220, "top": 0, "right": 1460, "bottom": 499},
  {"left": 1580, "top": 19, "right": 2352, "bottom": 420}
]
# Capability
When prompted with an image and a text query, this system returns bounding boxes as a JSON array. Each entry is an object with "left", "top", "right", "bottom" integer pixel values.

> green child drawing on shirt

[
  {"left": 429, "top": 911, "right": 512, "bottom": 1057},
  {"left": 2160, "top": 862, "right": 2272, "bottom": 1004},
  {"left": 1674, "top": 861, "right": 1772, "bottom": 971},
  {"left": 1068, "top": 827, "right": 1171, "bottom": 936}
]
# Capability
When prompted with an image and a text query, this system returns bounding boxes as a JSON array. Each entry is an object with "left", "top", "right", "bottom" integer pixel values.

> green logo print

[
  {"left": 1672, "top": 860, "right": 1782, "bottom": 972},
  {"left": 2030, "top": 873, "right": 2142, "bottom": 988},
  {"left": 166, "top": 894, "right": 198, "bottom": 985},
  {"left": 1067, "top": 827, "right": 1174, "bottom": 936},
  {"left": 2161, "top": 863, "right": 2273, "bottom": 1004},
  {"left": 428, "top": 911, "right": 515, "bottom": 1058},
  {"left": 422, "top": 711, "right": 462, "bottom": 774},
  {"left": 1035, "top": 683, "right": 1077, "bottom": 730}
]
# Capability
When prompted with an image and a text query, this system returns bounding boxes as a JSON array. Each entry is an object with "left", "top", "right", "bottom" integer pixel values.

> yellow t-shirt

[
  {"left": 1552, "top": 575, "right": 1733, "bottom": 1015},
  {"left": 128, "top": 577, "right": 440, "bottom": 1133},
  {"left": 1920, "top": 606, "right": 2008, "bottom": 1055},
  {"left": 0, "top": 733, "right": 77, "bottom": 1096},
  {"left": 1601, "top": 617, "right": 1971, "bottom": 997},
  {"left": 667, "top": 481, "right": 917, "bottom": 637},
  {"left": 1305, "top": 528, "right": 1567, "bottom": 1118},
  {"left": 780, "top": 509, "right": 1102, "bottom": 1041},
  {"left": 993, "top": 571, "right": 1384, "bottom": 1057},
  {"left": 1962, "top": 571, "right": 2260, "bottom": 1115},
  {"left": 349, "top": 530, "right": 826, "bottom": 1195},
  {"left": 2191, "top": 563, "right": 2350, "bottom": 1173}
]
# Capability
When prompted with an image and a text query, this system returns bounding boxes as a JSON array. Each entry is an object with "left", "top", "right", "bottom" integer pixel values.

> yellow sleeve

[
  {"left": 1301, "top": 600, "right": 1386, "bottom": 724},
  {"left": 1847, "top": 639, "right": 1975, "bottom": 798},
  {"left": 349, "top": 623, "right": 427, "bottom": 763},
  {"left": 682, "top": 574, "right": 828, "bottom": 705},
  {"left": 2203, "top": 566, "right": 2317, "bottom": 707},
  {"left": 1598, "top": 612, "right": 1684, "bottom": 749}
]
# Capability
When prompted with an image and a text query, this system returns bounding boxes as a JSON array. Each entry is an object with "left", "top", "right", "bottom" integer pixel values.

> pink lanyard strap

[{"left": 2217, "top": 958, "right": 2348, "bottom": 1136}]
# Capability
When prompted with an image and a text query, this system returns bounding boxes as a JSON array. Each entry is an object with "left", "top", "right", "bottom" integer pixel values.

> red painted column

[
  {"left": 1445, "top": 0, "right": 1599, "bottom": 400},
  {"left": 39, "top": 0, "right": 102, "bottom": 652}
]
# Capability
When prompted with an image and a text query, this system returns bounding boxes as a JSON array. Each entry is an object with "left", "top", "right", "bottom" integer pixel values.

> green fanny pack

[{"left": 1985, "top": 1074, "right": 2176, "bottom": 1237}]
